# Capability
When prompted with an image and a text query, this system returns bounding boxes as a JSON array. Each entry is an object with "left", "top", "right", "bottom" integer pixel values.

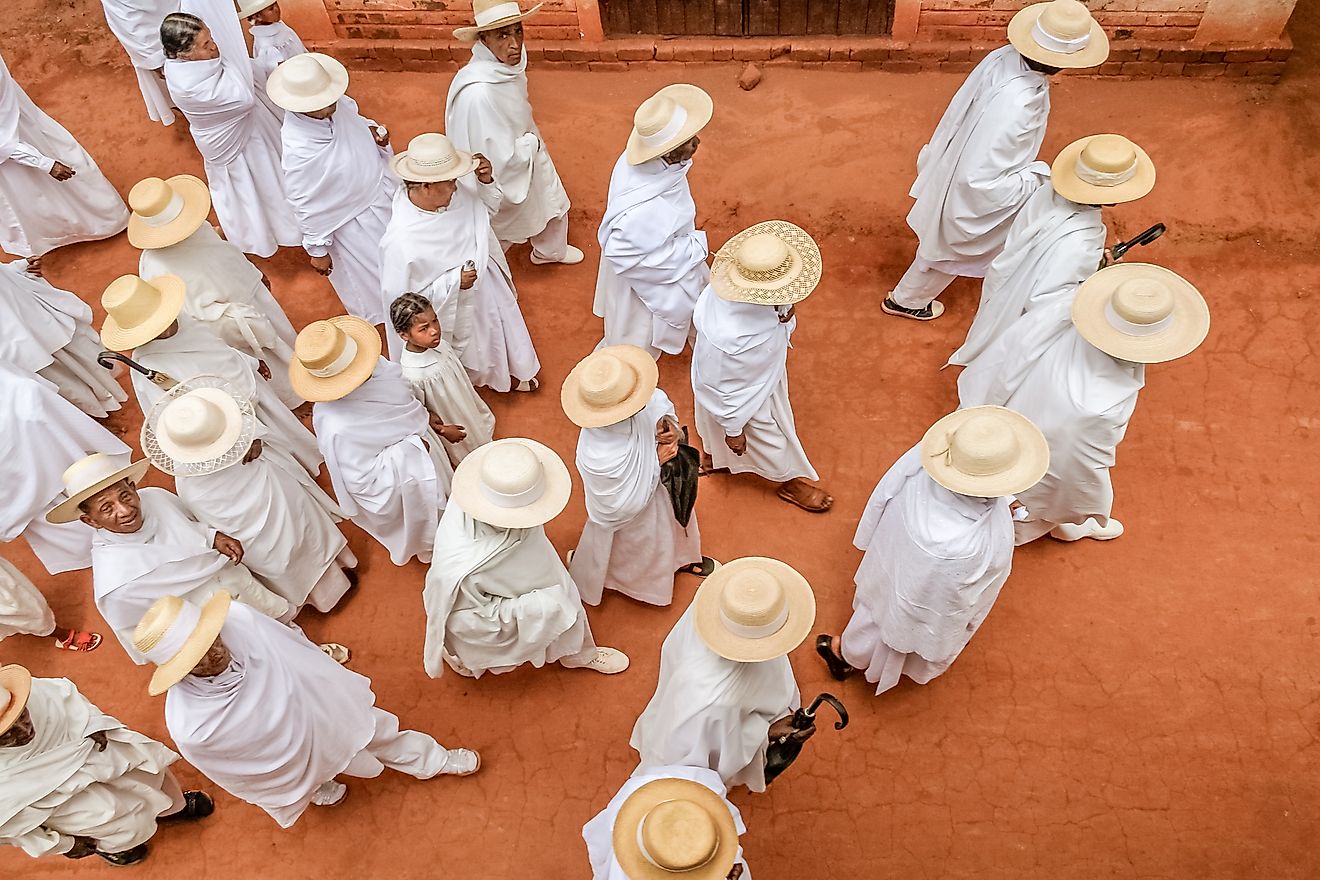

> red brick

[
  {"left": 1158, "top": 62, "right": 1184, "bottom": 75},
  {"left": 1138, "top": 47, "right": 1161, "bottom": 62},
  {"left": 881, "top": 60, "right": 923, "bottom": 73},
  {"left": 1198, "top": 50, "right": 1225, "bottom": 62},
  {"left": 851, "top": 47, "right": 890, "bottom": 63},
  {"left": 860, "top": 61, "right": 888, "bottom": 72},
  {"left": 1185, "top": 63, "right": 1226, "bottom": 76},
  {"left": 400, "top": 57, "right": 445, "bottom": 72},
  {"left": 940, "top": 61, "right": 977, "bottom": 73},
  {"left": 828, "top": 46, "right": 851, "bottom": 62},
  {"left": 710, "top": 42, "right": 736, "bottom": 61},
  {"left": 1107, "top": 47, "right": 1140, "bottom": 62},
  {"left": 1097, "top": 61, "right": 1126, "bottom": 75},
  {"left": 672, "top": 44, "right": 713, "bottom": 61},
  {"left": 562, "top": 46, "right": 594, "bottom": 62},
  {"left": 652, "top": 43, "right": 676, "bottom": 62},
  {"left": 799, "top": 61, "right": 826, "bottom": 70},
  {"left": 1268, "top": 46, "right": 1291, "bottom": 61},
  {"left": 540, "top": 45, "right": 564, "bottom": 61},
  {"left": 588, "top": 61, "right": 628, "bottom": 72},
  {"left": 789, "top": 45, "right": 830, "bottom": 62},
  {"left": 1120, "top": 61, "right": 1161, "bottom": 77},
  {"left": 1160, "top": 46, "right": 1200, "bottom": 62},
  {"left": 732, "top": 45, "right": 772, "bottom": 61},
  {"left": 945, "top": 46, "right": 973, "bottom": 61},
  {"left": 1246, "top": 60, "right": 1286, "bottom": 76},
  {"left": 1224, "top": 48, "right": 1270, "bottom": 63},
  {"left": 1224, "top": 62, "right": 1249, "bottom": 77},
  {"left": 822, "top": 61, "right": 863, "bottom": 72}
]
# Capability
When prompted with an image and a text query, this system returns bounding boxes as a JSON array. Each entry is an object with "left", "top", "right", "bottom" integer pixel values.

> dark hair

[
  {"left": 161, "top": 13, "right": 204, "bottom": 60},
  {"left": 390, "top": 292, "right": 434, "bottom": 335}
]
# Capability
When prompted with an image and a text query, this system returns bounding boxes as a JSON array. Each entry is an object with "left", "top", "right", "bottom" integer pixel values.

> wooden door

[{"left": 600, "top": 0, "right": 893, "bottom": 36}]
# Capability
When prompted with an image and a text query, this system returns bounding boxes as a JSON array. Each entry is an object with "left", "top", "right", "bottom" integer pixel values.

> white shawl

[
  {"left": 130, "top": 322, "right": 259, "bottom": 410},
  {"left": 691, "top": 286, "right": 792, "bottom": 436},
  {"left": 576, "top": 388, "right": 673, "bottom": 529},
  {"left": 165, "top": 54, "right": 261, "bottom": 166},
  {"left": 0, "top": 259, "right": 82, "bottom": 372}
]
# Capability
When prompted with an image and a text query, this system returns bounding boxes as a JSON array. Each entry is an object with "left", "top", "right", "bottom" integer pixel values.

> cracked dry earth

[{"left": 3, "top": 3, "right": 1319, "bottom": 879}]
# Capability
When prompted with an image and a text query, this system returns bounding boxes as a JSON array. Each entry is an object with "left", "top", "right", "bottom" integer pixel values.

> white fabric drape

[
  {"left": 249, "top": 21, "right": 307, "bottom": 102},
  {"left": 100, "top": 0, "right": 176, "bottom": 125},
  {"left": 399, "top": 342, "right": 495, "bottom": 462},
  {"left": 0, "top": 555, "right": 55, "bottom": 641}
]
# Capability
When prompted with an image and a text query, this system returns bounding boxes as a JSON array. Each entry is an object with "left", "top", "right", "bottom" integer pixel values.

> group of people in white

[{"left": 0, "top": 0, "right": 1210, "bottom": 876}]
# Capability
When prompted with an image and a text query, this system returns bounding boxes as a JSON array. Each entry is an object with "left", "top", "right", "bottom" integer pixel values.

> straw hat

[
  {"left": 1007, "top": 0, "right": 1109, "bottom": 69},
  {"left": 1071, "top": 263, "right": 1209, "bottom": 364},
  {"left": 626, "top": 84, "right": 714, "bottom": 165},
  {"left": 391, "top": 133, "right": 479, "bottom": 184},
  {"left": 692, "top": 557, "right": 815, "bottom": 663},
  {"left": 920, "top": 406, "right": 1050, "bottom": 498},
  {"left": 289, "top": 315, "right": 382, "bottom": 402},
  {"left": 612, "top": 777, "right": 739, "bottom": 880},
  {"left": 450, "top": 438, "right": 571, "bottom": 529},
  {"left": 127, "top": 175, "right": 212, "bottom": 249},
  {"left": 266, "top": 52, "right": 349, "bottom": 113},
  {"left": 237, "top": 0, "right": 277, "bottom": 17},
  {"left": 560, "top": 345, "right": 659, "bottom": 428},
  {"left": 134, "top": 593, "right": 232, "bottom": 697},
  {"left": 0, "top": 665, "right": 32, "bottom": 736},
  {"left": 1051, "top": 134, "right": 1155, "bottom": 205},
  {"left": 143, "top": 377, "right": 257, "bottom": 477},
  {"left": 99, "top": 274, "right": 187, "bottom": 353},
  {"left": 712, "top": 220, "right": 822, "bottom": 306},
  {"left": 46, "top": 453, "right": 150, "bottom": 524},
  {"left": 454, "top": 0, "right": 543, "bottom": 41}
]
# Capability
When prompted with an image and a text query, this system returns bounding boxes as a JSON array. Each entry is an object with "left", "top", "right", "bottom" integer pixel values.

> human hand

[
  {"left": 257, "top": 360, "right": 271, "bottom": 381},
  {"left": 768, "top": 714, "right": 816, "bottom": 744},
  {"left": 724, "top": 432, "right": 747, "bottom": 456},
  {"left": 310, "top": 253, "right": 333, "bottom": 276},
  {"left": 372, "top": 124, "right": 390, "bottom": 147},
  {"left": 655, "top": 418, "right": 680, "bottom": 447},
  {"left": 242, "top": 439, "right": 263, "bottom": 465},
  {"left": 24, "top": 255, "right": 43, "bottom": 278},
  {"left": 213, "top": 532, "right": 244, "bottom": 565},
  {"left": 49, "top": 161, "right": 76, "bottom": 181},
  {"left": 151, "top": 67, "right": 166, "bottom": 82},
  {"left": 88, "top": 730, "right": 108, "bottom": 752},
  {"left": 657, "top": 438, "right": 679, "bottom": 465},
  {"left": 473, "top": 152, "right": 494, "bottom": 184},
  {"left": 778, "top": 304, "right": 796, "bottom": 324},
  {"left": 439, "top": 423, "right": 468, "bottom": 444},
  {"left": 459, "top": 260, "right": 478, "bottom": 290},
  {"left": 726, "top": 865, "right": 745, "bottom": 880}
]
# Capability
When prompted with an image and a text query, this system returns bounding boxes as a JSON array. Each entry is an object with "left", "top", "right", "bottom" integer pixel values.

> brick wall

[
  {"left": 917, "top": 0, "right": 1208, "bottom": 43},
  {"left": 325, "top": 0, "right": 585, "bottom": 41}
]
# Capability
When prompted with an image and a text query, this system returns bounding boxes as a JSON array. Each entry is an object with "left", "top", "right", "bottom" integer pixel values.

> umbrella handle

[
  {"left": 1110, "top": 222, "right": 1166, "bottom": 261},
  {"left": 97, "top": 352, "right": 177, "bottom": 390},
  {"left": 803, "top": 693, "right": 849, "bottom": 730}
]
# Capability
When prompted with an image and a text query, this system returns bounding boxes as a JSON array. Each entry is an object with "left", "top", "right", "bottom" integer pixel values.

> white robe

[
  {"left": 0, "top": 679, "right": 180, "bottom": 858},
  {"left": 399, "top": 342, "right": 495, "bottom": 462},
  {"left": 0, "top": 555, "right": 54, "bottom": 641},
  {"left": 570, "top": 389, "right": 701, "bottom": 606},
  {"left": 630, "top": 606, "right": 800, "bottom": 793},
  {"left": 594, "top": 154, "right": 709, "bottom": 357},
  {"left": 100, "top": 0, "right": 176, "bottom": 125},
  {"left": 0, "top": 53, "right": 129, "bottom": 256},
  {"left": 281, "top": 96, "right": 395, "bottom": 324},
  {"left": 444, "top": 43, "right": 570, "bottom": 244},
  {"left": 313, "top": 359, "right": 452, "bottom": 565},
  {"left": 906, "top": 45, "right": 1051, "bottom": 274},
  {"left": 249, "top": 21, "right": 306, "bottom": 104}
]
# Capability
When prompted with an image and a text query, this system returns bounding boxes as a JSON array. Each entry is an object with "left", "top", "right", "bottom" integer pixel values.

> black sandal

[
  {"left": 161, "top": 790, "right": 214, "bottom": 822},
  {"left": 678, "top": 557, "right": 720, "bottom": 578},
  {"left": 881, "top": 296, "right": 945, "bottom": 322},
  {"left": 97, "top": 843, "right": 149, "bottom": 866},
  {"left": 815, "top": 634, "right": 856, "bottom": 681}
]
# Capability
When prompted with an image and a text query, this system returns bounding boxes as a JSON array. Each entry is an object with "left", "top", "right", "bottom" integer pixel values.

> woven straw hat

[
  {"left": 237, "top": 0, "right": 277, "bottom": 17},
  {"left": 266, "top": 52, "right": 349, "bottom": 113},
  {"left": 100, "top": 274, "right": 187, "bottom": 353},
  {"left": 0, "top": 665, "right": 32, "bottom": 736},
  {"left": 1052, "top": 134, "right": 1155, "bottom": 205},
  {"left": 612, "top": 777, "right": 740, "bottom": 880},
  {"left": 626, "top": 84, "right": 714, "bottom": 165},
  {"left": 392, "top": 133, "right": 479, "bottom": 184},
  {"left": 1071, "top": 263, "right": 1209, "bottom": 364},
  {"left": 920, "top": 406, "right": 1050, "bottom": 498},
  {"left": 1008, "top": 0, "right": 1109, "bottom": 69},
  {"left": 128, "top": 175, "right": 212, "bottom": 249},
  {"left": 693, "top": 557, "right": 816, "bottom": 663},
  {"left": 46, "top": 454, "right": 150, "bottom": 524},
  {"left": 289, "top": 316, "right": 382, "bottom": 402},
  {"left": 134, "top": 593, "right": 232, "bottom": 697},
  {"left": 712, "top": 220, "right": 822, "bottom": 306},
  {"left": 451, "top": 438, "right": 571, "bottom": 529},
  {"left": 560, "top": 345, "right": 659, "bottom": 428},
  {"left": 143, "top": 377, "right": 257, "bottom": 477},
  {"left": 454, "top": 0, "right": 543, "bottom": 41}
]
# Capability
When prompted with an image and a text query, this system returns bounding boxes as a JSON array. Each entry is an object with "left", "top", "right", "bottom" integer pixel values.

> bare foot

[
  {"left": 698, "top": 452, "right": 728, "bottom": 477},
  {"left": 777, "top": 478, "right": 833, "bottom": 513}
]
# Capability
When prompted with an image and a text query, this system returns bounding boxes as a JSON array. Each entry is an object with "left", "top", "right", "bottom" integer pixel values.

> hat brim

[
  {"left": 626, "top": 84, "right": 715, "bottom": 165},
  {"left": 561, "top": 345, "right": 660, "bottom": 428},
  {"left": 288, "top": 315, "right": 383, "bottom": 402},
  {"left": 920, "top": 406, "right": 1050, "bottom": 498},
  {"left": 0, "top": 665, "right": 33, "bottom": 736},
  {"left": 45, "top": 459, "right": 151, "bottom": 524},
  {"left": 450, "top": 438, "right": 571, "bottom": 529},
  {"left": 712, "top": 220, "right": 823, "bottom": 306},
  {"left": 693, "top": 557, "right": 816, "bottom": 663},
  {"left": 1071, "top": 263, "right": 1210, "bottom": 364},
  {"left": 612, "top": 778, "right": 739, "bottom": 880},
  {"left": 100, "top": 274, "right": 187, "bottom": 353},
  {"left": 128, "top": 175, "right": 212, "bottom": 250},
  {"left": 454, "top": 3, "right": 542, "bottom": 41},
  {"left": 147, "top": 592, "right": 232, "bottom": 697},
  {"left": 1051, "top": 136, "right": 1156, "bottom": 206},
  {"left": 144, "top": 380, "right": 258, "bottom": 476},
  {"left": 238, "top": 0, "right": 278, "bottom": 18},
  {"left": 1007, "top": 6, "right": 1110, "bottom": 69},
  {"left": 391, "top": 149, "right": 480, "bottom": 184},
  {"left": 266, "top": 55, "right": 350, "bottom": 113}
]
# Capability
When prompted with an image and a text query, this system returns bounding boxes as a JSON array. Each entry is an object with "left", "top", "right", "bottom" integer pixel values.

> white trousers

[
  {"left": 502, "top": 212, "right": 569, "bottom": 262},
  {"left": 890, "top": 257, "right": 958, "bottom": 309},
  {"left": 340, "top": 707, "right": 456, "bottom": 780}
]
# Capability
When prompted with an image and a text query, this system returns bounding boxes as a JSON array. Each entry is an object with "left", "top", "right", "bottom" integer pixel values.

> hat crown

[
  {"left": 162, "top": 394, "right": 227, "bottom": 448},
  {"left": 480, "top": 442, "right": 545, "bottom": 497},
  {"left": 579, "top": 353, "right": 638, "bottom": 409},
  {"left": 1080, "top": 135, "right": 1137, "bottom": 175},
  {"left": 279, "top": 54, "right": 335, "bottom": 102},
  {"left": 405, "top": 133, "right": 462, "bottom": 171},
  {"left": 103, "top": 275, "right": 166, "bottom": 331},
  {"left": 719, "top": 569, "right": 786, "bottom": 629},
  {"left": 948, "top": 414, "right": 1020, "bottom": 477},
  {"left": 640, "top": 800, "right": 719, "bottom": 871},
  {"left": 1111, "top": 278, "right": 1174, "bottom": 325},
  {"left": 295, "top": 321, "right": 349, "bottom": 371},
  {"left": 132, "top": 595, "right": 184, "bottom": 655},
  {"left": 634, "top": 94, "right": 678, "bottom": 137},
  {"left": 61, "top": 453, "right": 131, "bottom": 499},
  {"left": 735, "top": 234, "right": 792, "bottom": 281},
  {"left": 129, "top": 178, "right": 173, "bottom": 217},
  {"left": 1038, "top": 0, "right": 1092, "bottom": 40}
]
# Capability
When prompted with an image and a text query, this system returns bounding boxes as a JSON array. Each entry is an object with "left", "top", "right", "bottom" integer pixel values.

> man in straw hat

[
  {"left": 563, "top": 346, "right": 715, "bottom": 607},
  {"left": 959, "top": 263, "right": 1210, "bottom": 543},
  {"left": 583, "top": 766, "right": 749, "bottom": 880},
  {"left": 815, "top": 406, "right": 1049, "bottom": 694},
  {"left": 445, "top": 1, "right": 580, "bottom": 265},
  {"left": 99, "top": 0, "right": 178, "bottom": 126},
  {"left": 594, "top": 85, "right": 714, "bottom": 359},
  {"left": 885, "top": 0, "right": 1108, "bottom": 322},
  {"left": 949, "top": 134, "right": 1156, "bottom": 368},
  {"left": 238, "top": 1, "right": 308, "bottom": 103},
  {"left": 423, "top": 438, "right": 630, "bottom": 677},
  {"left": 691, "top": 220, "right": 833, "bottom": 513},
  {"left": 0, "top": 665, "right": 212, "bottom": 866},
  {"left": 631, "top": 557, "right": 816, "bottom": 794},
  {"left": 134, "top": 593, "right": 480, "bottom": 824},
  {"left": 294, "top": 316, "right": 454, "bottom": 565},
  {"left": 380, "top": 132, "right": 541, "bottom": 391}
]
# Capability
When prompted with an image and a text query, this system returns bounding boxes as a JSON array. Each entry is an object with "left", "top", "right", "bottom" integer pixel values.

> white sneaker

[
  {"left": 1050, "top": 518, "right": 1125, "bottom": 542},
  {"left": 311, "top": 781, "right": 347, "bottom": 806},
  {"left": 581, "top": 647, "right": 630, "bottom": 675},
  {"left": 441, "top": 748, "right": 481, "bottom": 776},
  {"left": 530, "top": 244, "right": 584, "bottom": 265}
]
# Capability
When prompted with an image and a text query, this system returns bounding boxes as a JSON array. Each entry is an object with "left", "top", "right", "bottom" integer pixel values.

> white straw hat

[
  {"left": 0, "top": 665, "right": 32, "bottom": 736},
  {"left": 454, "top": 0, "right": 543, "bottom": 41},
  {"left": 612, "top": 777, "right": 740, "bottom": 880},
  {"left": 1007, "top": 0, "right": 1109, "bottom": 69},
  {"left": 920, "top": 406, "right": 1050, "bottom": 498},
  {"left": 692, "top": 557, "right": 816, "bottom": 663},
  {"left": 560, "top": 345, "right": 659, "bottom": 428},
  {"left": 626, "top": 84, "right": 714, "bottom": 165},
  {"left": 46, "top": 454, "right": 151, "bottom": 525},
  {"left": 712, "top": 220, "right": 823, "bottom": 306},
  {"left": 289, "top": 316, "right": 383, "bottom": 402},
  {"left": 127, "top": 175, "right": 212, "bottom": 249},
  {"left": 450, "top": 438, "right": 571, "bottom": 529},
  {"left": 237, "top": 0, "right": 278, "bottom": 17},
  {"left": 100, "top": 274, "right": 187, "bottom": 352},
  {"left": 1052, "top": 134, "right": 1155, "bottom": 205},
  {"left": 143, "top": 377, "right": 257, "bottom": 477},
  {"left": 134, "top": 593, "right": 233, "bottom": 697},
  {"left": 391, "top": 133, "right": 479, "bottom": 184},
  {"left": 266, "top": 52, "right": 349, "bottom": 113},
  {"left": 1071, "top": 263, "right": 1209, "bottom": 364}
]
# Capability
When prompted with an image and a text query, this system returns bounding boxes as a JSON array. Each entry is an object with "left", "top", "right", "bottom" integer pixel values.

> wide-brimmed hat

[
  {"left": 454, "top": 0, "right": 543, "bottom": 41},
  {"left": 391, "top": 133, "right": 479, "bottom": 184},
  {"left": 0, "top": 665, "right": 32, "bottom": 736},
  {"left": 143, "top": 377, "right": 257, "bottom": 477},
  {"left": 237, "top": 0, "right": 277, "bottom": 17},
  {"left": 451, "top": 438, "right": 571, "bottom": 529},
  {"left": 626, "top": 84, "right": 714, "bottom": 165},
  {"left": 612, "top": 777, "right": 740, "bottom": 880},
  {"left": 266, "top": 52, "right": 349, "bottom": 113},
  {"left": 100, "top": 274, "right": 187, "bottom": 353},
  {"left": 1071, "top": 263, "right": 1209, "bottom": 364},
  {"left": 134, "top": 593, "right": 232, "bottom": 696},
  {"left": 46, "top": 453, "right": 150, "bottom": 524},
  {"left": 1051, "top": 134, "right": 1155, "bottom": 205},
  {"left": 289, "top": 315, "right": 382, "bottom": 402},
  {"left": 128, "top": 175, "right": 212, "bottom": 249},
  {"left": 1008, "top": 0, "right": 1109, "bottom": 69},
  {"left": 693, "top": 557, "right": 815, "bottom": 663},
  {"left": 712, "top": 220, "right": 822, "bottom": 306},
  {"left": 561, "top": 345, "right": 659, "bottom": 429},
  {"left": 920, "top": 406, "right": 1050, "bottom": 498}
]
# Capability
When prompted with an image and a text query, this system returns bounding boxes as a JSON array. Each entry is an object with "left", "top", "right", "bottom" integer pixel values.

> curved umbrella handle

[{"left": 804, "top": 693, "right": 849, "bottom": 730}]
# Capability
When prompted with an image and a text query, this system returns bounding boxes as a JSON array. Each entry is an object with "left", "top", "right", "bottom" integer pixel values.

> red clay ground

[{"left": 3, "top": 3, "right": 1319, "bottom": 879}]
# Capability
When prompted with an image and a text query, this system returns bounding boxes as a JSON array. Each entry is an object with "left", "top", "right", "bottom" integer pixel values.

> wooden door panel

[{"left": 598, "top": 0, "right": 892, "bottom": 36}]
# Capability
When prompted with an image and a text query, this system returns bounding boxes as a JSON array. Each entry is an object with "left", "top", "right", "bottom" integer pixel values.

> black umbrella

[{"left": 764, "top": 693, "right": 849, "bottom": 785}]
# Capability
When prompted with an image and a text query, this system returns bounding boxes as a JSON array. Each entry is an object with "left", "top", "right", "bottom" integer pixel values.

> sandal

[
  {"left": 319, "top": 643, "right": 350, "bottom": 664},
  {"left": 514, "top": 377, "right": 540, "bottom": 393},
  {"left": 881, "top": 296, "right": 945, "bottom": 322},
  {"left": 815, "top": 634, "right": 856, "bottom": 681},
  {"left": 55, "top": 630, "right": 102, "bottom": 652},
  {"left": 160, "top": 790, "right": 214, "bottom": 822},
  {"left": 565, "top": 548, "right": 575, "bottom": 567},
  {"left": 97, "top": 843, "right": 149, "bottom": 866},
  {"left": 678, "top": 556, "right": 720, "bottom": 578},
  {"left": 776, "top": 482, "right": 833, "bottom": 513}
]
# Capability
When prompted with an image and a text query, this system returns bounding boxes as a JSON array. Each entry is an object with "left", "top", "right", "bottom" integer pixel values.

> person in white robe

[
  {"left": 958, "top": 263, "right": 1209, "bottom": 544},
  {"left": 294, "top": 317, "right": 452, "bottom": 565},
  {"left": 422, "top": 438, "right": 629, "bottom": 678},
  {"left": 815, "top": 408, "right": 1048, "bottom": 694},
  {"left": 0, "top": 53, "right": 128, "bottom": 257},
  {"left": 268, "top": 53, "right": 397, "bottom": 324},
  {"left": 0, "top": 667, "right": 212, "bottom": 867},
  {"left": 445, "top": 2, "right": 579, "bottom": 265},
  {"left": 135, "top": 592, "right": 480, "bottom": 825},
  {"left": 884, "top": 0, "right": 1107, "bottom": 322},
  {"left": 631, "top": 559, "right": 815, "bottom": 794},
  {"left": 583, "top": 767, "right": 750, "bottom": 880},
  {"left": 594, "top": 85, "right": 713, "bottom": 358},
  {"left": 239, "top": 1, "right": 308, "bottom": 105},
  {"left": 100, "top": 0, "right": 177, "bottom": 126},
  {"left": 691, "top": 222, "right": 832, "bottom": 513}
]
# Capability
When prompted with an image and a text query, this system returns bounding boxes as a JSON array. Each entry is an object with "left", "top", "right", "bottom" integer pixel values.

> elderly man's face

[
  {"left": 480, "top": 23, "right": 524, "bottom": 66},
  {"left": 190, "top": 638, "right": 233, "bottom": 678},
  {"left": 663, "top": 135, "right": 701, "bottom": 166},
  {"left": 406, "top": 179, "right": 459, "bottom": 212},
  {"left": 78, "top": 479, "right": 144, "bottom": 534},
  {"left": 0, "top": 708, "right": 34, "bottom": 748}
]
